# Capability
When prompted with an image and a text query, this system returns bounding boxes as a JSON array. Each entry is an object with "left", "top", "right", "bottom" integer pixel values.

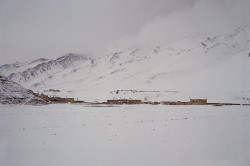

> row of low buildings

[
  {"left": 33, "top": 91, "right": 243, "bottom": 106},
  {"left": 33, "top": 93, "right": 84, "bottom": 103},
  {"left": 162, "top": 99, "right": 208, "bottom": 105},
  {"left": 105, "top": 98, "right": 208, "bottom": 105},
  {"left": 104, "top": 98, "right": 243, "bottom": 106}
]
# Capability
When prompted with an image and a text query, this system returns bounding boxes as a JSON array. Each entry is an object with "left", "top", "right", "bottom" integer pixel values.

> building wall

[{"left": 190, "top": 99, "right": 207, "bottom": 105}]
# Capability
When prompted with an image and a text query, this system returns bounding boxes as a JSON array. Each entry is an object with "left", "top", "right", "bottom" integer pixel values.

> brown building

[
  {"left": 176, "top": 101, "right": 189, "bottom": 105},
  {"left": 161, "top": 101, "right": 189, "bottom": 105},
  {"left": 189, "top": 98, "right": 207, "bottom": 105},
  {"left": 107, "top": 99, "right": 142, "bottom": 105},
  {"left": 49, "top": 97, "right": 74, "bottom": 103}
]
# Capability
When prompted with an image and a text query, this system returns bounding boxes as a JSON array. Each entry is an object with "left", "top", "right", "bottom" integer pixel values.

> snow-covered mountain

[
  {"left": 0, "top": 75, "right": 46, "bottom": 105},
  {"left": 5, "top": 54, "right": 93, "bottom": 88},
  {"left": 0, "top": 58, "right": 49, "bottom": 77},
  {"left": 1, "top": 27, "right": 249, "bottom": 103}
]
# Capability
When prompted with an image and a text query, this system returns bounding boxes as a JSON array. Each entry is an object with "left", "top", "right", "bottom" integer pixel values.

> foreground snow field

[{"left": 0, "top": 104, "right": 250, "bottom": 166}]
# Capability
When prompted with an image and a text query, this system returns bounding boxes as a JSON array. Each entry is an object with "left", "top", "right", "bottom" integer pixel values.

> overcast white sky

[{"left": 0, "top": 0, "right": 250, "bottom": 65}]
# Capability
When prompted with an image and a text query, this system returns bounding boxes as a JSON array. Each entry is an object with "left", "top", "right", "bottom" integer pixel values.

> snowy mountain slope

[
  {"left": 38, "top": 27, "right": 249, "bottom": 102},
  {"left": 6, "top": 54, "right": 94, "bottom": 88},
  {"left": 0, "top": 75, "right": 46, "bottom": 105},
  {"left": 1, "top": 27, "right": 249, "bottom": 102},
  {"left": 0, "top": 58, "right": 49, "bottom": 77}
]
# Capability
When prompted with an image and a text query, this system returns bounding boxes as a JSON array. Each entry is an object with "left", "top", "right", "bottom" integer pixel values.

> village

[{"left": 33, "top": 89, "right": 248, "bottom": 106}]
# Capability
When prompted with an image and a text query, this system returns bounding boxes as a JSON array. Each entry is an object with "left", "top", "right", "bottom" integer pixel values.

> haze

[{"left": 0, "top": 0, "right": 250, "bottom": 65}]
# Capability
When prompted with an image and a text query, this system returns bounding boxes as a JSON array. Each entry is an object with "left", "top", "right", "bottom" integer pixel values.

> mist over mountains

[
  {"left": 1, "top": 0, "right": 250, "bottom": 64},
  {"left": 0, "top": 27, "right": 249, "bottom": 103}
]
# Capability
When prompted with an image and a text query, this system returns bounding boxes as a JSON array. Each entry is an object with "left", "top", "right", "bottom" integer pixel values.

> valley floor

[{"left": 0, "top": 104, "right": 250, "bottom": 166}]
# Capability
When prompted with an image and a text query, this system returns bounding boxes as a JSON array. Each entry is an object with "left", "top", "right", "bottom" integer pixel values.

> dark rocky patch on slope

[{"left": 0, "top": 75, "right": 47, "bottom": 105}]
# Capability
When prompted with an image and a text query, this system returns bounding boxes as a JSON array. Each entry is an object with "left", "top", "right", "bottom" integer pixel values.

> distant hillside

[
  {"left": 0, "top": 75, "right": 46, "bottom": 105},
  {"left": 0, "top": 27, "right": 249, "bottom": 103}
]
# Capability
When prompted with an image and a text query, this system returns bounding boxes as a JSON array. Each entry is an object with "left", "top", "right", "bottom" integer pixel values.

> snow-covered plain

[{"left": 0, "top": 104, "right": 249, "bottom": 166}]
